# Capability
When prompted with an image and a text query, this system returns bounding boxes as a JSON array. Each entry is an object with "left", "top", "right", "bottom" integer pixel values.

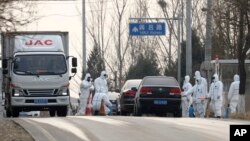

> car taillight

[
  {"left": 124, "top": 90, "right": 135, "bottom": 96},
  {"left": 169, "top": 88, "right": 181, "bottom": 95},
  {"left": 140, "top": 87, "right": 152, "bottom": 94}
]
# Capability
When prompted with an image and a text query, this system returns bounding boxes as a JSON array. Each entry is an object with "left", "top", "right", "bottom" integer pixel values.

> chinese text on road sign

[{"left": 129, "top": 22, "right": 166, "bottom": 36}]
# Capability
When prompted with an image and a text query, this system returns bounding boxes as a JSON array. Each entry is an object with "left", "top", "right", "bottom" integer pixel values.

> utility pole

[
  {"left": 204, "top": 0, "right": 212, "bottom": 85},
  {"left": 186, "top": 0, "right": 192, "bottom": 77},
  {"left": 177, "top": 15, "right": 181, "bottom": 83},
  {"left": 82, "top": 0, "right": 87, "bottom": 79}
]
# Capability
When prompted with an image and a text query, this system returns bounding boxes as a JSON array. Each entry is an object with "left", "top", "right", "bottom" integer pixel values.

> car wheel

[
  {"left": 133, "top": 104, "right": 142, "bottom": 116},
  {"left": 173, "top": 109, "right": 182, "bottom": 117},
  {"left": 121, "top": 110, "right": 127, "bottom": 116}
]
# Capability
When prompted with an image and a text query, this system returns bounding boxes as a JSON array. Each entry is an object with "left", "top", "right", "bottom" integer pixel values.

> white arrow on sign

[{"left": 132, "top": 27, "right": 139, "bottom": 32}]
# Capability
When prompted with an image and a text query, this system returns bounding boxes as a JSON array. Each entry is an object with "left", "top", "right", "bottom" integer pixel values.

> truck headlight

[
  {"left": 62, "top": 89, "right": 68, "bottom": 95},
  {"left": 13, "top": 89, "right": 24, "bottom": 97}
]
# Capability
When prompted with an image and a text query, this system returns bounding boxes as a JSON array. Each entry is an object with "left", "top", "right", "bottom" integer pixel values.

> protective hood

[
  {"left": 84, "top": 73, "right": 91, "bottom": 81},
  {"left": 234, "top": 74, "right": 240, "bottom": 82},
  {"left": 184, "top": 75, "right": 190, "bottom": 83},
  {"left": 213, "top": 74, "right": 219, "bottom": 82},
  {"left": 100, "top": 71, "right": 107, "bottom": 79},
  {"left": 196, "top": 77, "right": 202, "bottom": 84},
  {"left": 194, "top": 71, "right": 201, "bottom": 79}
]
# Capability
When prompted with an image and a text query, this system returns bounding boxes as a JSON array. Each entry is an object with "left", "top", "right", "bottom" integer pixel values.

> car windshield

[
  {"left": 125, "top": 80, "right": 141, "bottom": 89},
  {"left": 13, "top": 54, "right": 67, "bottom": 75},
  {"left": 143, "top": 77, "right": 179, "bottom": 86}
]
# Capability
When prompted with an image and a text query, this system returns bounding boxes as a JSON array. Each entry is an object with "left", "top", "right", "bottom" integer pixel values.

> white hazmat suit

[
  {"left": 228, "top": 74, "right": 240, "bottom": 113},
  {"left": 208, "top": 74, "right": 223, "bottom": 118},
  {"left": 194, "top": 71, "right": 208, "bottom": 95},
  {"left": 194, "top": 71, "right": 208, "bottom": 115},
  {"left": 182, "top": 75, "right": 193, "bottom": 117},
  {"left": 77, "top": 73, "right": 94, "bottom": 116},
  {"left": 94, "top": 71, "right": 108, "bottom": 94},
  {"left": 185, "top": 77, "right": 206, "bottom": 117},
  {"left": 92, "top": 93, "right": 112, "bottom": 115}
]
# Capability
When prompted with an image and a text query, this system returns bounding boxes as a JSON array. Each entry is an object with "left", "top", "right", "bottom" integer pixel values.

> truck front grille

[{"left": 24, "top": 89, "right": 56, "bottom": 96}]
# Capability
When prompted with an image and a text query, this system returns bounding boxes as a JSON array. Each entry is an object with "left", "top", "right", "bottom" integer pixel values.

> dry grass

[
  {"left": 0, "top": 118, "right": 34, "bottom": 141},
  {"left": 230, "top": 112, "right": 250, "bottom": 120}
]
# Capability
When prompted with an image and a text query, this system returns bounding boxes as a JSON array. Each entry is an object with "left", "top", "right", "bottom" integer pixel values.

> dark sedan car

[
  {"left": 134, "top": 76, "right": 182, "bottom": 117},
  {"left": 120, "top": 79, "right": 142, "bottom": 115}
]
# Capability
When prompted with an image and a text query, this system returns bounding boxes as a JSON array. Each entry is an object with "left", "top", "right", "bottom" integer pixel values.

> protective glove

[
  {"left": 217, "top": 96, "right": 220, "bottom": 99},
  {"left": 90, "top": 85, "right": 94, "bottom": 91}
]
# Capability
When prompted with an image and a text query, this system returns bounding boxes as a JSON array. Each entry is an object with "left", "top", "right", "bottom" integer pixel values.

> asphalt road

[{"left": 14, "top": 116, "right": 250, "bottom": 141}]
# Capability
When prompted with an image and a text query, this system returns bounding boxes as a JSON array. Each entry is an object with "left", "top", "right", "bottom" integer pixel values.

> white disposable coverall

[
  {"left": 92, "top": 92, "right": 112, "bottom": 115},
  {"left": 94, "top": 71, "right": 108, "bottom": 94},
  {"left": 182, "top": 75, "right": 193, "bottom": 117},
  {"left": 208, "top": 74, "right": 223, "bottom": 117},
  {"left": 194, "top": 71, "right": 208, "bottom": 95},
  {"left": 185, "top": 77, "right": 206, "bottom": 118},
  {"left": 77, "top": 73, "right": 94, "bottom": 116},
  {"left": 228, "top": 74, "right": 240, "bottom": 113}
]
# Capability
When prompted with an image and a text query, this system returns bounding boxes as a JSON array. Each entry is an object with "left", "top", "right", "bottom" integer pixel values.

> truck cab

[{"left": 1, "top": 32, "right": 77, "bottom": 117}]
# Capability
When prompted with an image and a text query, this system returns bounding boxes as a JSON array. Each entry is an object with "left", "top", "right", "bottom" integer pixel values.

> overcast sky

[{"left": 20, "top": 0, "right": 161, "bottom": 98}]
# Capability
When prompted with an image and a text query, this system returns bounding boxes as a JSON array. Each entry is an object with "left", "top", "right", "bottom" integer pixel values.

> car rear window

[
  {"left": 126, "top": 80, "right": 141, "bottom": 89},
  {"left": 143, "top": 77, "right": 179, "bottom": 86}
]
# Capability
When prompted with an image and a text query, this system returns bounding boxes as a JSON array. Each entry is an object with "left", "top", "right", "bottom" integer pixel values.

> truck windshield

[{"left": 13, "top": 55, "right": 67, "bottom": 75}]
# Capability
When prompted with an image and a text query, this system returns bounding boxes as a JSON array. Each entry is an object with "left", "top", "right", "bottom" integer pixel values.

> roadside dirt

[{"left": 0, "top": 118, "right": 34, "bottom": 141}]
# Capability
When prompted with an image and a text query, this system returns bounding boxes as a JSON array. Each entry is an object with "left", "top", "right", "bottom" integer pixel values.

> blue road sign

[{"left": 129, "top": 22, "right": 166, "bottom": 36}]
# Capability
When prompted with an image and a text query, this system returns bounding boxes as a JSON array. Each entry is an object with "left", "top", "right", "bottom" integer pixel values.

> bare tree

[
  {"left": 213, "top": 0, "right": 250, "bottom": 112},
  {"left": 0, "top": 0, "right": 36, "bottom": 31},
  {"left": 110, "top": 0, "right": 129, "bottom": 89}
]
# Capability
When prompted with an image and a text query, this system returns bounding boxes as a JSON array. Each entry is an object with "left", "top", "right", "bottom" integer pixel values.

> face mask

[{"left": 87, "top": 77, "right": 91, "bottom": 82}]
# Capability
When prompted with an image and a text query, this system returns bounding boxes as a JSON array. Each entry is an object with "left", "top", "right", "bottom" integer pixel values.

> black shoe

[{"left": 216, "top": 116, "right": 221, "bottom": 118}]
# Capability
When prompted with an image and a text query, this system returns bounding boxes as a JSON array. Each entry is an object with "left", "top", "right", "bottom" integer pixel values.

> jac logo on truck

[{"left": 25, "top": 39, "right": 53, "bottom": 46}]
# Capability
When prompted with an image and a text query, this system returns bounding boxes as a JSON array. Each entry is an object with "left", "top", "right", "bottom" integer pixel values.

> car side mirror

[
  {"left": 72, "top": 58, "right": 77, "bottom": 67},
  {"left": 2, "top": 59, "right": 8, "bottom": 69},
  {"left": 131, "top": 87, "right": 137, "bottom": 91}
]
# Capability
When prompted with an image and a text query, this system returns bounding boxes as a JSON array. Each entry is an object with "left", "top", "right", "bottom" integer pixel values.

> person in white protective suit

[
  {"left": 228, "top": 74, "right": 240, "bottom": 113},
  {"left": 76, "top": 73, "right": 94, "bottom": 116},
  {"left": 194, "top": 71, "right": 208, "bottom": 115},
  {"left": 185, "top": 77, "right": 207, "bottom": 117},
  {"left": 182, "top": 75, "right": 193, "bottom": 117},
  {"left": 94, "top": 71, "right": 108, "bottom": 94},
  {"left": 92, "top": 92, "right": 112, "bottom": 115},
  {"left": 208, "top": 74, "right": 223, "bottom": 118},
  {"left": 194, "top": 71, "right": 208, "bottom": 94}
]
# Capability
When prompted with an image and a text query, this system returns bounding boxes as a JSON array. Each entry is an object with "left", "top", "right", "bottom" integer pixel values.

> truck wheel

[
  {"left": 49, "top": 110, "right": 56, "bottom": 117},
  {"left": 57, "top": 106, "right": 68, "bottom": 117},
  {"left": 6, "top": 109, "right": 12, "bottom": 117},
  {"left": 12, "top": 108, "right": 19, "bottom": 117}
]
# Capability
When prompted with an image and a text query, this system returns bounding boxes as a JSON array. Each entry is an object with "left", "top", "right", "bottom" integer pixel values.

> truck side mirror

[
  {"left": 2, "top": 59, "right": 8, "bottom": 69},
  {"left": 72, "top": 58, "right": 77, "bottom": 67},
  {"left": 3, "top": 69, "right": 8, "bottom": 74},
  {"left": 71, "top": 68, "right": 77, "bottom": 73}
]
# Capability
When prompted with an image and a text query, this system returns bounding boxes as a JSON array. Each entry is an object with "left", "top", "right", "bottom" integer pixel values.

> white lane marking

[
  {"left": 71, "top": 116, "right": 131, "bottom": 126},
  {"left": 29, "top": 118, "right": 90, "bottom": 141},
  {"left": 24, "top": 119, "right": 57, "bottom": 141}
]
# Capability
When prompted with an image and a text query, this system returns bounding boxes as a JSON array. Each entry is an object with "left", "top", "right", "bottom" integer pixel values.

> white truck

[{"left": 1, "top": 32, "right": 77, "bottom": 117}]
